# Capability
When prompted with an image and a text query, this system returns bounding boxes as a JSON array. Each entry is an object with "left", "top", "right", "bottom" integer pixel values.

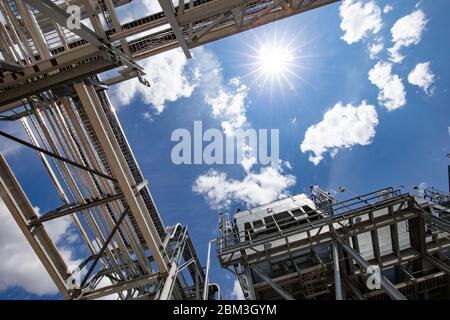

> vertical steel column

[
  {"left": 331, "top": 228, "right": 407, "bottom": 300},
  {"left": 332, "top": 240, "right": 343, "bottom": 300}
]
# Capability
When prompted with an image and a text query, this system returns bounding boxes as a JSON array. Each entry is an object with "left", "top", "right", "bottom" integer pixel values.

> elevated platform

[
  {"left": 216, "top": 187, "right": 450, "bottom": 300},
  {"left": 0, "top": 0, "right": 339, "bottom": 299}
]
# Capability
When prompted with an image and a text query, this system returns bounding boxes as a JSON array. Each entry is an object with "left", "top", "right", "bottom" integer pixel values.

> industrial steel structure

[
  {"left": 0, "top": 0, "right": 339, "bottom": 300},
  {"left": 215, "top": 186, "right": 450, "bottom": 300}
]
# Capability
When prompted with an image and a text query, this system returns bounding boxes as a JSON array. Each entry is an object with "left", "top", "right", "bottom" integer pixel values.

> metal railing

[{"left": 215, "top": 188, "right": 423, "bottom": 262}]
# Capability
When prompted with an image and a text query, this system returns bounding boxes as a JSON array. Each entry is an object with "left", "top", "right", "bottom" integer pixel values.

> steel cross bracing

[
  {"left": 0, "top": 81, "right": 208, "bottom": 299},
  {"left": 0, "top": 0, "right": 338, "bottom": 299},
  {"left": 0, "top": 0, "right": 339, "bottom": 109},
  {"left": 216, "top": 188, "right": 450, "bottom": 300}
]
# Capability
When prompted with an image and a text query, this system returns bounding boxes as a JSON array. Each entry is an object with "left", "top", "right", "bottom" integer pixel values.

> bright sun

[
  {"left": 257, "top": 45, "right": 294, "bottom": 76},
  {"left": 239, "top": 31, "right": 308, "bottom": 98}
]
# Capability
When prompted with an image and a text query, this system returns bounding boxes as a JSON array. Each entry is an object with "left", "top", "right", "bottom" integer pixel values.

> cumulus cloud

[
  {"left": 368, "top": 41, "right": 384, "bottom": 60},
  {"left": 193, "top": 164, "right": 295, "bottom": 210},
  {"left": 388, "top": 10, "right": 427, "bottom": 63},
  {"left": 204, "top": 77, "right": 249, "bottom": 136},
  {"left": 110, "top": 49, "right": 198, "bottom": 113},
  {"left": 0, "top": 201, "right": 80, "bottom": 295},
  {"left": 383, "top": 5, "right": 393, "bottom": 14},
  {"left": 191, "top": 47, "right": 223, "bottom": 98},
  {"left": 408, "top": 62, "right": 435, "bottom": 95},
  {"left": 368, "top": 61, "right": 406, "bottom": 111},
  {"left": 230, "top": 279, "right": 245, "bottom": 300},
  {"left": 240, "top": 149, "right": 257, "bottom": 173},
  {"left": 0, "top": 121, "right": 27, "bottom": 156},
  {"left": 339, "top": 0, "right": 383, "bottom": 44},
  {"left": 300, "top": 101, "right": 379, "bottom": 165}
]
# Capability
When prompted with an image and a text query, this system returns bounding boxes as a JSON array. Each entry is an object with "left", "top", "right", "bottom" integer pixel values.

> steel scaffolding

[
  {"left": 0, "top": 0, "right": 339, "bottom": 108},
  {"left": 0, "top": 0, "right": 339, "bottom": 300},
  {"left": 216, "top": 187, "right": 450, "bottom": 300}
]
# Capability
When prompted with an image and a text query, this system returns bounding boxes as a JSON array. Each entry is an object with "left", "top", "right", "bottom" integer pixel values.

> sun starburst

[{"left": 237, "top": 30, "right": 311, "bottom": 101}]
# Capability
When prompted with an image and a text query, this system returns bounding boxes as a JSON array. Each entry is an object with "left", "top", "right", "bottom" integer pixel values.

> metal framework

[
  {"left": 0, "top": 0, "right": 339, "bottom": 300},
  {"left": 215, "top": 187, "right": 450, "bottom": 300},
  {"left": 0, "top": 0, "right": 339, "bottom": 108}
]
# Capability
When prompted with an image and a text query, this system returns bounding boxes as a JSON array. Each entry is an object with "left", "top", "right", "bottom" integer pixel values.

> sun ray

[{"left": 233, "top": 28, "right": 316, "bottom": 104}]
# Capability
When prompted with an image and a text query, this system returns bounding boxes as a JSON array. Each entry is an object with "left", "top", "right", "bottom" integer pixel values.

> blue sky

[{"left": 0, "top": 0, "right": 449, "bottom": 299}]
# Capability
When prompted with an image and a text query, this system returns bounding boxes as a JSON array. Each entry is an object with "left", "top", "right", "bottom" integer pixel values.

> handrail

[{"left": 217, "top": 192, "right": 413, "bottom": 252}]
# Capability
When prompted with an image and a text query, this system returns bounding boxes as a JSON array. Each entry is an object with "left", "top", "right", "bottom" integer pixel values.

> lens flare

[
  {"left": 238, "top": 30, "right": 312, "bottom": 102},
  {"left": 257, "top": 45, "right": 294, "bottom": 76}
]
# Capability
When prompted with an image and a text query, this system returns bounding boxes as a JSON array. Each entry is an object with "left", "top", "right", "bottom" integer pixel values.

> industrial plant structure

[
  {"left": 0, "top": 0, "right": 448, "bottom": 301},
  {"left": 216, "top": 186, "right": 450, "bottom": 300}
]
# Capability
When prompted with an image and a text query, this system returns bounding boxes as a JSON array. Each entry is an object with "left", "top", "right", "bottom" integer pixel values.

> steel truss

[
  {"left": 0, "top": 0, "right": 339, "bottom": 109},
  {"left": 0, "top": 82, "right": 205, "bottom": 299},
  {"left": 216, "top": 188, "right": 450, "bottom": 300},
  {"left": 0, "top": 0, "right": 339, "bottom": 299}
]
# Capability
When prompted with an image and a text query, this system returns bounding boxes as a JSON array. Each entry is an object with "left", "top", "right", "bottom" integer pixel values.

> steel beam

[
  {"left": 74, "top": 82, "right": 168, "bottom": 273},
  {"left": 219, "top": 201, "right": 418, "bottom": 266},
  {"left": 23, "top": 0, "right": 142, "bottom": 71},
  {"left": 80, "top": 272, "right": 161, "bottom": 300},
  {"left": 250, "top": 265, "right": 295, "bottom": 300},
  {"left": 31, "top": 193, "right": 125, "bottom": 225},
  {"left": 424, "top": 253, "right": 450, "bottom": 274},
  {"left": 332, "top": 240, "right": 343, "bottom": 300},
  {"left": 0, "top": 153, "right": 70, "bottom": 298},
  {"left": 0, "top": 0, "right": 341, "bottom": 110},
  {"left": 420, "top": 211, "right": 450, "bottom": 232},
  {"left": 80, "top": 206, "right": 130, "bottom": 289},
  {"left": 0, "top": 58, "right": 113, "bottom": 107},
  {"left": 331, "top": 228, "right": 407, "bottom": 300},
  {"left": 0, "top": 130, "right": 117, "bottom": 182},
  {"left": 157, "top": 0, "right": 191, "bottom": 59},
  {"left": 0, "top": 60, "right": 24, "bottom": 72},
  {"left": 343, "top": 277, "right": 365, "bottom": 300},
  {"left": 15, "top": 0, "right": 51, "bottom": 59}
]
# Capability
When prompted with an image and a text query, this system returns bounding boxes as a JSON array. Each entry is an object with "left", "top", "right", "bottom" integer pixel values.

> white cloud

[
  {"left": 110, "top": 49, "right": 198, "bottom": 113},
  {"left": 300, "top": 101, "right": 379, "bottom": 165},
  {"left": 142, "top": 111, "right": 154, "bottom": 122},
  {"left": 408, "top": 62, "right": 435, "bottom": 95},
  {"left": 116, "top": 0, "right": 162, "bottom": 23},
  {"left": 283, "top": 160, "right": 293, "bottom": 170},
  {"left": 339, "top": 0, "right": 383, "bottom": 44},
  {"left": 388, "top": 10, "right": 427, "bottom": 63},
  {"left": 368, "top": 61, "right": 407, "bottom": 111},
  {"left": 0, "top": 121, "right": 27, "bottom": 156},
  {"left": 230, "top": 279, "right": 245, "bottom": 300},
  {"left": 204, "top": 78, "right": 249, "bottom": 136},
  {"left": 241, "top": 155, "right": 257, "bottom": 173},
  {"left": 383, "top": 5, "right": 393, "bottom": 14},
  {"left": 191, "top": 47, "right": 223, "bottom": 98},
  {"left": 193, "top": 165, "right": 296, "bottom": 210},
  {"left": 0, "top": 201, "right": 80, "bottom": 295},
  {"left": 368, "top": 41, "right": 384, "bottom": 60}
]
